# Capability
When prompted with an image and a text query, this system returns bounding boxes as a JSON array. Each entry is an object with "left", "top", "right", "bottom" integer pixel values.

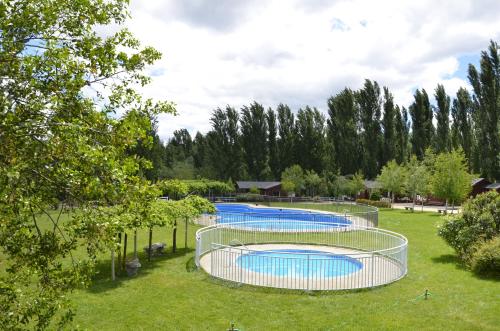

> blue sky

[{"left": 121, "top": 0, "right": 500, "bottom": 141}]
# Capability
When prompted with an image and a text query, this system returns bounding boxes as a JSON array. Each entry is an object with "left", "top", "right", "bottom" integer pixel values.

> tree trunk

[
  {"left": 117, "top": 233, "right": 122, "bottom": 271},
  {"left": 148, "top": 228, "right": 153, "bottom": 262},
  {"left": 445, "top": 199, "right": 448, "bottom": 214},
  {"left": 111, "top": 249, "right": 115, "bottom": 281},
  {"left": 122, "top": 233, "right": 128, "bottom": 269},
  {"left": 412, "top": 194, "right": 416, "bottom": 212},
  {"left": 133, "top": 230, "right": 138, "bottom": 259},
  {"left": 184, "top": 217, "right": 188, "bottom": 249},
  {"left": 172, "top": 220, "right": 177, "bottom": 253}
]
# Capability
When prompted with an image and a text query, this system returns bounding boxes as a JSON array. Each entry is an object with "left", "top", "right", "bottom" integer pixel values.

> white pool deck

[{"left": 199, "top": 243, "right": 404, "bottom": 291}]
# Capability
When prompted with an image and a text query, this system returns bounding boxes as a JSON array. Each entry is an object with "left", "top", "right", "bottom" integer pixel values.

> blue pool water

[
  {"left": 215, "top": 203, "right": 351, "bottom": 229},
  {"left": 236, "top": 249, "right": 362, "bottom": 277}
]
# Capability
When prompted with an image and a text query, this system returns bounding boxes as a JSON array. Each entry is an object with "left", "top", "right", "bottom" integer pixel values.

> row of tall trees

[{"left": 143, "top": 41, "right": 498, "bottom": 183}]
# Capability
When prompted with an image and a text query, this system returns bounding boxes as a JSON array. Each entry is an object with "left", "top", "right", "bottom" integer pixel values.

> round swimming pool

[
  {"left": 215, "top": 203, "right": 351, "bottom": 229},
  {"left": 236, "top": 249, "right": 362, "bottom": 277}
]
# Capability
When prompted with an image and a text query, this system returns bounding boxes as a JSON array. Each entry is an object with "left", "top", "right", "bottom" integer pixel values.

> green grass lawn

[{"left": 69, "top": 208, "right": 499, "bottom": 330}]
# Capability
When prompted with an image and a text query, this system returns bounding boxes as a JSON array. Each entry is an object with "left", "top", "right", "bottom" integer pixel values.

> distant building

[
  {"left": 236, "top": 181, "right": 282, "bottom": 196},
  {"left": 359, "top": 180, "right": 382, "bottom": 199},
  {"left": 471, "top": 178, "right": 491, "bottom": 197},
  {"left": 485, "top": 182, "right": 500, "bottom": 193}
]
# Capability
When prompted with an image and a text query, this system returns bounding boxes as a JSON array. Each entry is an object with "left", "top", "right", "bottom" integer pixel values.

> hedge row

[{"left": 355, "top": 198, "right": 391, "bottom": 208}]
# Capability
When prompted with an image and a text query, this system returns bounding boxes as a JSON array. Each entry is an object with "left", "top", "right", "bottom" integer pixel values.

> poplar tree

[
  {"left": 277, "top": 104, "right": 296, "bottom": 173},
  {"left": 327, "top": 88, "right": 360, "bottom": 175},
  {"left": 240, "top": 102, "right": 270, "bottom": 180},
  {"left": 468, "top": 41, "right": 500, "bottom": 180},
  {"left": 267, "top": 108, "right": 280, "bottom": 179},
  {"left": 295, "top": 106, "right": 326, "bottom": 173},
  {"left": 206, "top": 106, "right": 244, "bottom": 180},
  {"left": 382, "top": 87, "right": 396, "bottom": 165},
  {"left": 451, "top": 88, "right": 473, "bottom": 169},
  {"left": 410, "top": 89, "right": 434, "bottom": 159},
  {"left": 357, "top": 80, "right": 383, "bottom": 178},
  {"left": 394, "top": 105, "right": 409, "bottom": 164},
  {"left": 434, "top": 84, "right": 451, "bottom": 153}
]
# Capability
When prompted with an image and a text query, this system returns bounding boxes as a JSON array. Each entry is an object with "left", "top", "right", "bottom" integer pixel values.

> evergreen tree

[
  {"left": 277, "top": 104, "right": 296, "bottom": 173},
  {"left": 327, "top": 88, "right": 360, "bottom": 175},
  {"left": 434, "top": 84, "right": 451, "bottom": 153},
  {"left": 382, "top": 86, "right": 396, "bottom": 165},
  {"left": 409, "top": 89, "right": 434, "bottom": 159},
  {"left": 266, "top": 108, "right": 280, "bottom": 179},
  {"left": 295, "top": 106, "right": 326, "bottom": 173},
  {"left": 468, "top": 41, "right": 500, "bottom": 180},
  {"left": 240, "top": 102, "right": 270, "bottom": 180},
  {"left": 451, "top": 88, "right": 473, "bottom": 169}
]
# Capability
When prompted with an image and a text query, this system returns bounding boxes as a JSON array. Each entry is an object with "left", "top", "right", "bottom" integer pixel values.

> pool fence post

[
  {"left": 371, "top": 253, "right": 375, "bottom": 287},
  {"left": 307, "top": 254, "right": 310, "bottom": 291},
  {"left": 239, "top": 248, "right": 243, "bottom": 284}
]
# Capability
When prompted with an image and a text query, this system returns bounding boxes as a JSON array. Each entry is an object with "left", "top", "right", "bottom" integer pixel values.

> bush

[
  {"left": 471, "top": 236, "right": 500, "bottom": 276},
  {"left": 369, "top": 191, "right": 382, "bottom": 201},
  {"left": 355, "top": 198, "right": 391, "bottom": 208},
  {"left": 235, "top": 193, "right": 264, "bottom": 202},
  {"left": 438, "top": 191, "right": 500, "bottom": 263}
]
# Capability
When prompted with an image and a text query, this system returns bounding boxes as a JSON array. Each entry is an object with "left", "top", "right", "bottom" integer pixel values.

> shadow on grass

[
  {"left": 431, "top": 254, "right": 465, "bottom": 269},
  {"left": 431, "top": 254, "right": 499, "bottom": 282},
  {"left": 87, "top": 247, "right": 195, "bottom": 293}
]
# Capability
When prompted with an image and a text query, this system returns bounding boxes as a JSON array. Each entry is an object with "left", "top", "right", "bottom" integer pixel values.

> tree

[
  {"left": 434, "top": 84, "right": 451, "bottom": 153},
  {"left": 277, "top": 104, "right": 296, "bottom": 173},
  {"left": 409, "top": 89, "right": 434, "bottom": 159},
  {"left": 240, "top": 102, "right": 270, "bottom": 180},
  {"left": 451, "top": 88, "right": 474, "bottom": 169},
  {"left": 468, "top": 41, "right": 500, "bottom": 180},
  {"left": 281, "top": 165, "right": 305, "bottom": 196},
  {"left": 0, "top": 0, "right": 176, "bottom": 328},
  {"left": 377, "top": 160, "right": 407, "bottom": 206},
  {"left": 206, "top": 106, "right": 244, "bottom": 180},
  {"left": 266, "top": 108, "right": 280, "bottom": 179},
  {"left": 295, "top": 106, "right": 326, "bottom": 173},
  {"left": 304, "top": 170, "right": 322, "bottom": 197},
  {"left": 431, "top": 149, "right": 473, "bottom": 211},
  {"left": 382, "top": 87, "right": 396, "bottom": 165},
  {"left": 327, "top": 88, "right": 360, "bottom": 175},
  {"left": 404, "top": 156, "right": 431, "bottom": 211},
  {"left": 357, "top": 80, "right": 383, "bottom": 178},
  {"left": 348, "top": 171, "right": 365, "bottom": 197},
  {"left": 394, "top": 106, "right": 409, "bottom": 164}
]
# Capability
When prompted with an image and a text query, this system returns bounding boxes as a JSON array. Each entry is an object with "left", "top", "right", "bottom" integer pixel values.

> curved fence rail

[{"left": 196, "top": 220, "right": 407, "bottom": 291}]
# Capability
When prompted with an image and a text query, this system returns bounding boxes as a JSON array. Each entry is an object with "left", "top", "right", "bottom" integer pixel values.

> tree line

[{"left": 142, "top": 41, "right": 499, "bottom": 184}]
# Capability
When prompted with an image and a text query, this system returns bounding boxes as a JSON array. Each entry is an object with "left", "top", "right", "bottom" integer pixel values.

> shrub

[
  {"left": 471, "top": 236, "right": 500, "bottom": 276},
  {"left": 235, "top": 193, "right": 264, "bottom": 202},
  {"left": 356, "top": 198, "right": 391, "bottom": 208},
  {"left": 249, "top": 186, "right": 260, "bottom": 194},
  {"left": 370, "top": 191, "right": 382, "bottom": 201},
  {"left": 438, "top": 191, "right": 500, "bottom": 263}
]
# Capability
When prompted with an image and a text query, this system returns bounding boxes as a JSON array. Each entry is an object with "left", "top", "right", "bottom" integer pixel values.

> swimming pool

[
  {"left": 215, "top": 203, "right": 351, "bottom": 229},
  {"left": 236, "top": 249, "right": 362, "bottom": 277}
]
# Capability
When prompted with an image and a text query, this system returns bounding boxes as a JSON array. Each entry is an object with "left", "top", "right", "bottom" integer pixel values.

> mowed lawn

[{"left": 70, "top": 208, "right": 500, "bottom": 330}]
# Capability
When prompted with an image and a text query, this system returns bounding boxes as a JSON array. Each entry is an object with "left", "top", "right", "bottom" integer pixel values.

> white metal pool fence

[
  {"left": 195, "top": 220, "right": 408, "bottom": 290},
  {"left": 197, "top": 207, "right": 378, "bottom": 228}
]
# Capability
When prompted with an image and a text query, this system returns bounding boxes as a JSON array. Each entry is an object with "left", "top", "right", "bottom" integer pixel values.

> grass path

[{"left": 71, "top": 208, "right": 500, "bottom": 330}]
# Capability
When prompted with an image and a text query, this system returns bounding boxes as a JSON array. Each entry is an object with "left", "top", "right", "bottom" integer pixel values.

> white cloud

[{"left": 123, "top": 0, "right": 500, "bottom": 140}]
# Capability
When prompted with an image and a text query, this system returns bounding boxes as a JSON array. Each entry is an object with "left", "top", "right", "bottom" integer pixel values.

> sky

[{"left": 124, "top": 0, "right": 500, "bottom": 141}]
